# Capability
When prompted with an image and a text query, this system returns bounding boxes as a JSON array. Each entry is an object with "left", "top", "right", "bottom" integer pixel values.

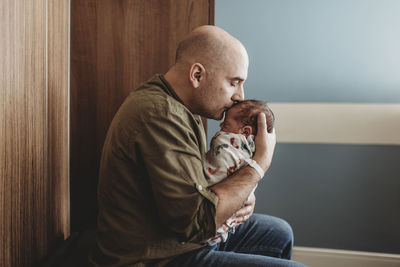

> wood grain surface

[
  {"left": 48, "top": 0, "right": 70, "bottom": 243},
  {"left": 70, "top": 0, "right": 214, "bottom": 231},
  {"left": 0, "top": 0, "right": 70, "bottom": 266}
]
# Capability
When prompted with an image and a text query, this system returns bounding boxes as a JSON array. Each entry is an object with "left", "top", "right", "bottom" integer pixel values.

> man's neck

[{"left": 164, "top": 67, "right": 193, "bottom": 111}]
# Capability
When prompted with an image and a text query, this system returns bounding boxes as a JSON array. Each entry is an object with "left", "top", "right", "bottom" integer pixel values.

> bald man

[{"left": 90, "top": 26, "right": 306, "bottom": 267}]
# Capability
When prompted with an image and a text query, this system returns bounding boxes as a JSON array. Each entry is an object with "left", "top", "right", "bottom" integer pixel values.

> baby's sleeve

[{"left": 204, "top": 133, "right": 245, "bottom": 186}]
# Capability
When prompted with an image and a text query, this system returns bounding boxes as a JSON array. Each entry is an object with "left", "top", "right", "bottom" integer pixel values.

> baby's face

[{"left": 219, "top": 105, "right": 243, "bottom": 134}]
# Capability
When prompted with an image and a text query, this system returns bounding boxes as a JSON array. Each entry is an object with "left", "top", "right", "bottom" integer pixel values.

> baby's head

[{"left": 220, "top": 100, "right": 274, "bottom": 137}]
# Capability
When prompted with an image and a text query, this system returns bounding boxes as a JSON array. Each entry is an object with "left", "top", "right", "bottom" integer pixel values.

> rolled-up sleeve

[{"left": 133, "top": 99, "right": 218, "bottom": 243}]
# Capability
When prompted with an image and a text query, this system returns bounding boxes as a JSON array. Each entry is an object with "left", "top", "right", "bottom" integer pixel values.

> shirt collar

[{"left": 157, "top": 74, "right": 185, "bottom": 105}]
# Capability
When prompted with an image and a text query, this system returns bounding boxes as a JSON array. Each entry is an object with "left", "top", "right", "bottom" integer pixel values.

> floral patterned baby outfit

[{"left": 203, "top": 131, "right": 257, "bottom": 245}]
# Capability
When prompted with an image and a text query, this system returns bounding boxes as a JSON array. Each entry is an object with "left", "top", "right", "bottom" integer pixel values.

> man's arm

[{"left": 210, "top": 113, "right": 276, "bottom": 227}]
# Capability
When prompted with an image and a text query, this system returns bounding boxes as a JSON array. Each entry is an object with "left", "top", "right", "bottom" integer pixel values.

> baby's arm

[{"left": 204, "top": 133, "right": 244, "bottom": 186}]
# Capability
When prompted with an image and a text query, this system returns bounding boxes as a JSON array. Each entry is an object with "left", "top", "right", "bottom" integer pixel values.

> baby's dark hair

[{"left": 231, "top": 100, "right": 274, "bottom": 135}]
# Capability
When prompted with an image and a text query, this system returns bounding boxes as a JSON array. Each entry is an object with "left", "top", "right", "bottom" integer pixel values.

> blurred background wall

[{"left": 210, "top": 0, "right": 400, "bottom": 254}]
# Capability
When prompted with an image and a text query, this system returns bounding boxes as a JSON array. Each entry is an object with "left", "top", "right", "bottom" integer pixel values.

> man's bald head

[
  {"left": 165, "top": 26, "right": 248, "bottom": 120},
  {"left": 175, "top": 25, "right": 247, "bottom": 72}
]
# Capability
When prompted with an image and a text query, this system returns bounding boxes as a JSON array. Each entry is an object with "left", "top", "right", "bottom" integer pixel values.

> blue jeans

[{"left": 166, "top": 214, "right": 307, "bottom": 267}]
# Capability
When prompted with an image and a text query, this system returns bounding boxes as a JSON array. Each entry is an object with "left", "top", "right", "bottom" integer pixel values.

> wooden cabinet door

[
  {"left": 0, "top": 0, "right": 69, "bottom": 266},
  {"left": 70, "top": 0, "right": 214, "bottom": 231}
]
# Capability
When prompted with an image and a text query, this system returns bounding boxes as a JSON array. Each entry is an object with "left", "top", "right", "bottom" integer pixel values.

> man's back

[{"left": 90, "top": 75, "right": 218, "bottom": 266}]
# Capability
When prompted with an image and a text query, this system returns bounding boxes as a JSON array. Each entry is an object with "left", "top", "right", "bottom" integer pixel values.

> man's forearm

[{"left": 210, "top": 165, "right": 261, "bottom": 227}]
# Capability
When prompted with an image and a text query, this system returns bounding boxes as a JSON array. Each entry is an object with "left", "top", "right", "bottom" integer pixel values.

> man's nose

[{"left": 233, "top": 84, "right": 244, "bottom": 101}]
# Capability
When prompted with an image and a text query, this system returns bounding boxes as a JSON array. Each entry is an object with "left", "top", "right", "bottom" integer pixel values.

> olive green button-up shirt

[{"left": 90, "top": 75, "right": 218, "bottom": 266}]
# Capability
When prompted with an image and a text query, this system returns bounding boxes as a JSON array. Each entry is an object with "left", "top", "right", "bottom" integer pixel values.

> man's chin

[
  {"left": 213, "top": 112, "right": 225, "bottom": 121},
  {"left": 200, "top": 109, "right": 225, "bottom": 121}
]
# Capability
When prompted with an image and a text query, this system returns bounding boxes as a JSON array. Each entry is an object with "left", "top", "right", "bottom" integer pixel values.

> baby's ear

[{"left": 240, "top": 126, "right": 253, "bottom": 138}]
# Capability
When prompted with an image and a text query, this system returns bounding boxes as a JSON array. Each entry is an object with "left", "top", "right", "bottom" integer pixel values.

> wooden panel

[
  {"left": 48, "top": 0, "right": 71, "bottom": 240},
  {"left": 70, "top": 0, "right": 101, "bottom": 231},
  {"left": 70, "top": 0, "right": 214, "bottom": 230},
  {"left": 0, "top": 0, "right": 70, "bottom": 266},
  {"left": 0, "top": 0, "right": 47, "bottom": 266}
]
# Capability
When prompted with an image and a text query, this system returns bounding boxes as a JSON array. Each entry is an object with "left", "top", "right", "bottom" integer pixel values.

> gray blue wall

[{"left": 211, "top": 0, "right": 400, "bottom": 254}]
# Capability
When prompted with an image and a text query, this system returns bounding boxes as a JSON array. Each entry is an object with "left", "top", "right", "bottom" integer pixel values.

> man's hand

[
  {"left": 231, "top": 192, "right": 256, "bottom": 224},
  {"left": 253, "top": 113, "right": 276, "bottom": 172}
]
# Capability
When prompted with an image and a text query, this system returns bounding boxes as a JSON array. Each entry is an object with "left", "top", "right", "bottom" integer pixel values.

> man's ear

[
  {"left": 189, "top": 63, "right": 205, "bottom": 88},
  {"left": 240, "top": 126, "right": 253, "bottom": 138}
]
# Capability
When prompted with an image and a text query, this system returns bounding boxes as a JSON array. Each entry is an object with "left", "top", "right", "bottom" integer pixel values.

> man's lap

[{"left": 166, "top": 214, "right": 307, "bottom": 267}]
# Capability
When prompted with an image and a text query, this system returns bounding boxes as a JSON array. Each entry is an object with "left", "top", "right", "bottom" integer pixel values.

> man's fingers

[
  {"left": 234, "top": 215, "right": 249, "bottom": 224},
  {"left": 257, "top": 112, "right": 267, "bottom": 133},
  {"left": 234, "top": 206, "right": 251, "bottom": 217},
  {"left": 246, "top": 192, "right": 256, "bottom": 205},
  {"left": 233, "top": 207, "right": 252, "bottom": 224}
]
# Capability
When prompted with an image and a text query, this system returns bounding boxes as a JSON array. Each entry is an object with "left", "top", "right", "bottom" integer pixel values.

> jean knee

[
  {"left": 276, "top": 218, "right": 294, "bottom": 245},
  {"left": 257, "top": 215, "right": 294, "bottom": 259},
  {"left": 274, "top": 217, "right": 294, "bottom": 259}
]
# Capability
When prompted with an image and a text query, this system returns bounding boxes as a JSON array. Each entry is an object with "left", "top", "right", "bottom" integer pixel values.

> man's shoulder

[
  {"left": 116, "top": 88, "right": 198, "bottom": 135},
  {"left": 129, "top": 86, "right": 168, "bottom": 109},
  {"left": 129, "top": 83, "right": 196, "bottom": 120},
  {"left": 127, "top": 89, "right": 187, "bottom": 119}
]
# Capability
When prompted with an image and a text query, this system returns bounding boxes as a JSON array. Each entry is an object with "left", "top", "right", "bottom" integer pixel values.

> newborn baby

[{"left": 203, "top": 99, "right": 274, "bottom": 245}]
